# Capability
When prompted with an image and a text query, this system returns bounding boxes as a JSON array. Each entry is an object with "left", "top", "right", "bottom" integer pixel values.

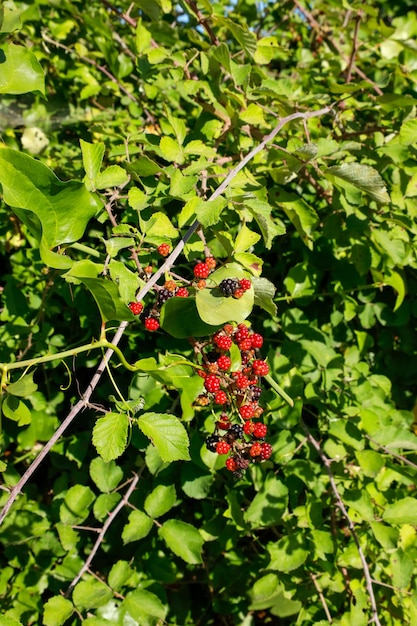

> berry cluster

[
  {"left": 219, "top": 277, "right": 252, "bottom": 299},
  {"left": 194, "top": 323, "right": 272, "bottom": 478}
]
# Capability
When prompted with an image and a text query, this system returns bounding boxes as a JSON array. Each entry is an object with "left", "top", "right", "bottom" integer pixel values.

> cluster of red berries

[{"left": 195, "top": 323, "right": 273, "bottom": 478}]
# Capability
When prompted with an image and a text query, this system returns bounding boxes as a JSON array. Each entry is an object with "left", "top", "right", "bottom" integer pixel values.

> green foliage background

[{"left": 1, "top": 0, "right": 417, "bottom": 624}]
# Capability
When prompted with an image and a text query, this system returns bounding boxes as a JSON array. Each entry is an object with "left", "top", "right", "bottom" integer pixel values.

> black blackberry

[
  {"left": 219, "top": 278, "right": 239, "bottom": 297},
  {"left": 229, "top": 424, "right": 244, "bottom": 439},
  {"left": 205, "top": 434, "right": 220, "bottom": 452},
  {"left": 249, "top": 385, "right": 262, "bottom": 402},
  {"left": 157, "top": 288, "right": 174, "bottom": 306}
]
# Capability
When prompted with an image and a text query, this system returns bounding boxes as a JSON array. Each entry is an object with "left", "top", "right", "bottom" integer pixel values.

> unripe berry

[
  {"left": 216, "top": 441, "right": 231, "bottom": 455},
  {"left": 196, "top": 279, "right": 207, "bottom": 290},
  {"left": 205, "top": 257, "right": 217, "bottom": 270},
  {"left": 253, "top": 423, "right": 268, "bottom": 438},
  {"left": 243, "top": 421, "right": 255, "bottom": 435},
  {"left": 233, "top": 288, "right": 245, "bottom": 299},
  {"left": 144, "top": 317, "right": 160, "bottom": 331},
  {"left": 213, "top": 333, "right": 233, "bottom": 351},
  {"left": 204, "top": 374, "right": 221, "bottom": 393},
  {"left": 217, "top": 355, "right": 231, "bottom": 370},
  {"left": 235, "top": 374, "right": 250, "bottom": 390},
  {"left": 234, "top": 324, "right": 250, "bottom": 343},
  {"left": 260, "top": 442, "right": 273, "bottom": 460},
  {"left": 175, "top": 287, "right": 189, "bottom": 297},
  {"left": 249, "top": 442, "right": 262, "bottom": 457},
  {"left": 239, "top": 278, "right": 252, "bottom": 291},
  {"left": 239, "top": 404, "right": 255, "bottom": 420},
  {"left": 238, "top": 338, "right": 252, "bottom": 352},
  {"left": 214, "top": 390, "right": 228, "bottom": 405},
  {"left": 164, "top": 280, "right": 177, "bottom": 291},
  {"left": 196, "top": 394, "right": 210, "bottom": 406},
  {"left": 193, "top": 262, "right": 210, "bottom": 278},
  {"left": 144, "top": 265, "right": 153, "bottom": 274},
  {"left": 250, "top": 333, "right": 264, "bottom": 349},
  {"left": 225, "top": 457, "right": 238, "bottom": 471},
  {"left": 128, "top": 302, "right": 143, "bottom": 315},
  {"left": 252, "top": 360, "right": 269, "bottom": 376},
  {"left": 157, "top": 243, "right": 170, "bottom": 256}
]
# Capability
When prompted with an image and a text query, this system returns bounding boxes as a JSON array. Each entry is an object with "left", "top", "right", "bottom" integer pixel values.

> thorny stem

[
  {"left": 309, "top": 573, "right": 333, "bottom": 623},
  {"left": 301, "top": 421, "right": 382, "bottom": 626},
  {"left": 65, "top": 470, "right": 143, "bottom": 595},
  {"left": 0, "top": 104, "right": 334, "bottom": 526}
]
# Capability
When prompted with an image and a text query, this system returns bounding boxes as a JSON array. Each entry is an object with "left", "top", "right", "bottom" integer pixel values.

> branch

[
  {"left": 301, "top": 421, "right": 382, "bottom": 626},
  {"left": 65, "top": 470, "right": 142, "bottom": 595},
  {"left": 345, "top": 10, "right": 362, "bottom": 84},
  {"left": 183, "top": 0, "right": 220, "bottom": 46},
  {"left": 0, "top": 104, "right": 334, "bottom": 526}
]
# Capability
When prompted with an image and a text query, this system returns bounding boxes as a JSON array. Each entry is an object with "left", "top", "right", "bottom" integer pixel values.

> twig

[
  {"left": 65, "top": 470, "right": 142, "bottom": 595},
  {"left": 183, "top": 0, "right": 220, "bottom": 46},
  {"left": 0, "top": 104, "right": 334, "bottom": 526},
  {"left": 345, "top": 10, "right": 362, "bottom": 84},
  {"left": 365, "top": 434, "right": 417, "bottom": 471},
  {"left": 301, "top": 421, "right": 382, "bottom": 626},
  {"left": 310, "top": 573, "right": 333, "bottom": 623}
]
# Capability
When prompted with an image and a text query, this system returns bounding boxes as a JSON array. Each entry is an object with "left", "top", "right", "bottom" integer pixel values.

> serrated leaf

[
  {"left": 72, "top": 578, "right": 113, "bottom": 611},
  {"left": 144, "top": 484, "right": 177, "bottom": 518},
  {"left": 138, "top": 412, "right": 190, "bottom": 461},
  {"left": 92, "top": 412, "right": 129, "bottom": 462},
  {"left": 158, "top": 519, "right": 204, "bottom": 564},
  {"left": 0, "top": 43, "right": 45, "bottom": 95},
  {"left": 252, "top": 277, "right": 277, "bottom": 316},
  {"left": 195, "top": 196, "right": 227, "bottom": 227},
  {"left": 0, "top": 148, "right": 100, "bottom": 269},
  {"left": 94, "top": 165, "right": 129, "bottom": 189},
  {"left": 6, "top": 372, "right": 37, "bottom": 397},
  {"left": 60, "top": 485, "right": 95, "bottom": 525},
  {"left": 326, "top": 163, "right": 390, "bottom": 204},
  {"left": 89, "top": 457, "right": 123, "bottom": 493},
  {"left": 43, "top": 596, "right": 74, "bottom": 626},
  {"left": 246, "top": 198, "right": 286, "bottom": 249},
  {"left": 196, "top": 263, "right": 254, "bottom": 325},
  {"left": 122, "top": 509, "right": 153, "bottom": 544},
  {"left": 108, "top": 561, "right": 133, "bottom": 591},
  {"left": 399, "top": 119, "right": 417, "bottom": 145},
  {"left": 124, "top": 589, "right": 168, "bottom": 622}
]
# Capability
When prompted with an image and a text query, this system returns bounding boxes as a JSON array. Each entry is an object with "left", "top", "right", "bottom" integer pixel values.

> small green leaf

[
  {"left": 93, "top": 493, "right": 121, "bottom": 521},
  {"left": 158, "top": 519, "right": 204, "bottom": 564},
  {"left": 383, "top": 497, "right": 417, "bottom": 525},
  {"left": 160, "top": 136, "right": 184, "bottom": 163},
  {"left": 6, "top": 372, "right": 37, "bottom": 397},
  {"left": 138, "top": 413, "right": 190, "bottom": 462},
  {"left": 268, "top": 534, "right": 309, "bottom": 572},
  {"left": 60, "top": 485, "right": 95, "bottom": 525},
  {"left": 94, "top": 165, "right": 129, "bottom": 190},
  {"left": 195, "top": 196, "right": 228, "bottom": 227},
  {"left": 399, "top": 119, "right": 417, "bottom": 145},
  {"left": 89, "top": 457, "right": 123, "bottom": 493},
  {"left": 326, "top": 163, "right": 390, "bottom": 204},
  {"left": 108, "top": 561, "right": 134, "bottom": 591},
  {"left": 0, "top": 43, "right": 45, "bottom": 95},
  {"left": 43, "top": 596, "right": 74, "bottom": 626},
  {"left": 122, "top": 509, "right": 153, "bottom": 544},
  {"left": 234, "top": 224, "right": 261, "bottom": 252},
  {"left": 80, "top": 139, "right": 105, "bottom": 188},
  {"left": 92, "top": 412, "right": 129, "bottom": 462},
  {"left": 123, "top": 589, "right": 168, "bottom": 623},
  {"left": 135, "top": 19, "right": 152, "bottom": 54},
  {"left": 72, "top": 578, "right": 113, "bottom": 611},
  {"left": 144, "top": 484, "right": 177, "bottom": 518},
  {"left": 2, "top": 395, "right": 32, "bottom": 425}
]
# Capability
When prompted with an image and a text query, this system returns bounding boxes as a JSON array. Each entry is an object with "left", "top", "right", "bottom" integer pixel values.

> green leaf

[
  {"left": 94, "top": 165, "right": 129, "bottom": 189},
  {"left": 254, "top": 36, "right": 280, "bottom": 65},
  {"left": 326, "top": 163, "right": 390, "bottom": 204},
  {"left": 160, "top": 296, "right": 221, "bottom": 338},
  {"left": 276, "top": 191, "right": 319, "bottom": 249},
  {"left": 138, "top": 413, "right": 190, "bottom": 462},
  {"left": 92, "top": 412, "right": 129, "bottom": 462},
  {"left": 2, "top": 395, "right": 32, "bottom": 426},
  {"left": 108, "top": 561, "right": 134, "bottom": 591},
  {"left": 123, "top": 589, "right": 168, "bottom": 623},
  {"left": 196, "top": 263, "right": 254, "bottom": 325},
  {"left": 135, "top": 19, "right": 152, "bottom": 54},
  {"left": 0, "top": 43, "right": 45, "bottom": 95},
  {"left": 252, "top": 277, "right": 277, "bottom": 316},
  {"left": 144, "top": 484, "right": 177, "bottom": 518},
  {"left": 195, "top": 196, "right": 228, "bottom": 227},
  {"left": 60, "top": 485, "right": 95, "bottom": 525},
  {"left": 234, "top": 224, "right": 261, "bottom": 252},
  {"left": 159, "top": 136, "right": 184, "bottom": 163},
  {"left": 43, "top": 596, "right": 74, "bottom": 626},
  {"left": 268, "top": 534, "right": 309, "bottom": 572},
  {"left": 245, "top": 475, "right": 288, "bottom": 528},
  {"left": 246, "top": 198, "right": 286, "bottom": 249},
  {"left": 0, "top": 148, "right": 100, "bottom": 269},
  {"left": 72, "top": 578, "right": 113, "bottom": 611},
  {"left": 390, "top": 549, "right": 414, "bottom": 589},
  {"left": 89, "top": 457, "right": 123, "bottom": 493},
  {"left": 6, "top": 372, "right": 37, "bottom": 397},
  {"left": 158, "top": 519, "right": 204, "bottom": 564},
  {"left": 80, "top": 139, "right": 105, "bottom": 189},
  {"left": 399, "top": 119, "right": 417, "bottom": 145},
  {"left": 216, "top": 17, "right": 257, "bottom": 57},
  {"left": 122, "top": 509, "right": 153, "bottom": 544},
  {"left": 383, "top": 497, "right": 417, "bottom": 525},
  {"left": 76, "top": 277, "right": 135, "bottom": 323},
  {"left": 93, "top": 493, "right": 121, "bottom": 521}
]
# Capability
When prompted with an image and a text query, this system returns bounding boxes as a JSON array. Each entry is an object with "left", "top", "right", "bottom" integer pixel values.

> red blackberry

[
  {"left": 175, "top": 287, "right": 189, "bottom": 297},
  {"left": 128, "top": 302, "right": 143, "bottom": 315},
  {"left": 214, "top": 390, "right": 228, "bottom": 405},
  {"left": 213, "top": 333, "right": 233, "bottom": 351},
  {"left": 225, "top": 457, "right": 238, "bottom": 472},
  {"left": 204, "top": 374, "right": 221, "bottom": 393},
  {"left": 234, "top": 325, "right": 250, "bottom": 343},
  {"left": 235, "top": 374, "right": 250, "bottom": 390},
  {"left": 144, "top": 317, "right": 160, "bottom": 331},
  {"left": 157, "top": 243, "right": 170, "bottom": 256},
  {"left": 239, "top": 404, "right": 255, "bottom": 420},
  {"left": 260, "top": 442, "right": 273, "bottom": 460},
  {"left": 249, "top": 442, "right": 262, "bottom": 457},
  {"left": 216, "top": 441, "right": 231, "bottom": 455},
  {"left": 252, "top": 360, "right": 269, "bottom": 376},
  {"left": 223, "top": 324, "right": 234, "bottom": 335},
  {"left": 217, "top": 355, "right": 231, "bottom": 370},
  {"left": 219, "top": 278, "right": 239, "bottom": 297},
  {"left": 243, "top": 421, "right": 255, "bottom": 435},
  {"left": 250, "top": 333, "right": 263, "bottom": 349},
  {"left": 253, "top": 423, "right": 267, "bottom": 438},
  {"left": 239, "top": 278, "right": 252, "bottom": 291},
  {"left": 233, "top": 288, "right": 245, "bottom": 299},
  {"left": 193, "top": 262, "right": 210, "bottom": 279},
  {"left": 206, "top": 434, "right": 220, "bottom": 452}
]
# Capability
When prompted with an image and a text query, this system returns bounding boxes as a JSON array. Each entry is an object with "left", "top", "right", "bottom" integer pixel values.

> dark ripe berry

[
  {"left": 194, "top": 262, "right": 210, "bottom": 278},
  {"left": 249, "top": 385, "right": 262, "bottom": 402},
  {"left": 239, "top": 278, "right": 252, "bottom": 291},
  {"left": 239, "top": 404, "right": 255, "bottom": 420},
  {"left": 229, "top": 424, "right": 244, "bottom": 439},
  {"left": 214, "top": 390, "right": 228, "bottom": 405},
  {"left": 213, "top": 333, "right": 233, "bottom": 351},
  {"left": 253, "top": 423, "right": 268, "bottom": 438},
  {"left": 157, "top": 243, "right": 171, "bottom": 256},
  {"left": 144, "top": 317, "right": 160, "bottom": 331},
  {"left": 249, "top": 442, "right": 262, "bottom": 457},
  {"left": 250, "top": 333, "right": 263, "bottom": 349},
  {"left": 235, "top": 374, "right": 250, "bottom": 390},
  {"left": 219, "top": 278, "right": 239, "bottom": 297},
  {"left": 157, "top": 288, "right": 174, "bottom": 306},
  {"left": 238, "top": 338, "right": 252, "bottom": 352},
  {"left": 217, "top": 355, "right": 231, "bottom": 371},
  {"left": 225, "top": 457, "right": 238, "bottom": 472},
  {"left": 233, "top": 288, "right": 245, "bottom": 299},
  {"left": 204, "top": 374, "right": 221, "bottom": 393},
  {"left": 128, "top": 302, "right": 143, "bottom": 315},
  {"left": 216, "top": 441, "right": 231, "bottom": 455},
  {"left": 260, "top": 442, "right": 273, "bottom": 460},
  {"left": 243, "top": 421, "right": 255, "bottom": 435},
  {"left": 175, "top": 287, "right": 189, "bottom": 297},
  {"left": 206, "top": 434, "right": 220, "bottom": 452},
  {"left": 234, "top": 324, "right": 250, "bottom": 343},
  {"left": 252, "top": 360, "right": 269, "bottom": 376},
  {"left": 205, "top": 257, "right": 217, "bottom": 270}
]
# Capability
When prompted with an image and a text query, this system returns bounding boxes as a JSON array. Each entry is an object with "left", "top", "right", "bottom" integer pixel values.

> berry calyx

[
  {"left": 225, "top": 457, "right": 238, "bottom": 472},
  {"left": 217, "top": 355, "right": 231, "bottom": 370},
  {"left": 204, "top": 374, "right": 221, "bottom": 393},
  {"left": 144, "top": 317, "right": 160, "bottom": 331},
  {"left": 214, "top": 390, "right": 228, "bottom": 405},
  {"left": 260, "top": 442, "right": 273, "bottom": 460},
  {"left": 128, "top": 302, "right": 143, "bottom": 315},
  {"left": 253, "top": 423, "right": 268, "bottom": 438},
  {"left": 175, "top": 287, "right": 189, "bottom": 297},
  {"left": 216, "top": 441, "right": 231, "bottom": 455},
  {"left": 157, "top": 243, "right": 170, "bottom": 256},
  {"left": 193, "top": 262, "right": 210, "bottom": 279},
  {"left": 252, "top": 360, "right": 269, "bottom": 376}
]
